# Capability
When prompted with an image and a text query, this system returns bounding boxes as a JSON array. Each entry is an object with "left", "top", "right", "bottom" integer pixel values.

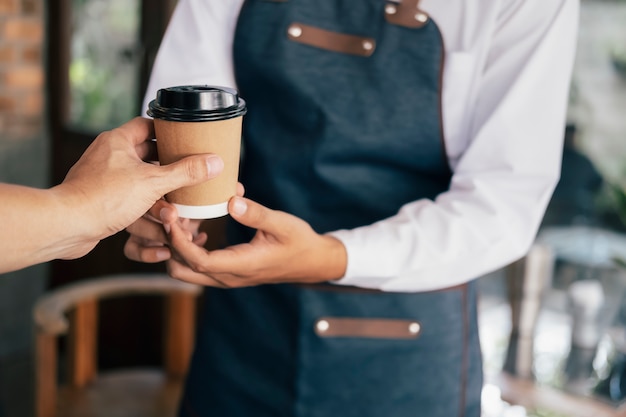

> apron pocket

[
  {"left": 294, "top": 285, "right": 467, "bottom": 417},
  {"left": 314, "top": 317, "right": 421, "bottom": 339}
]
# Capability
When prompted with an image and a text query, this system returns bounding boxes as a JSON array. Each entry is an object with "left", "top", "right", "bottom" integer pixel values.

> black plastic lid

[{"left": 147, "top": 85, "right": 247, "bottom": 122}]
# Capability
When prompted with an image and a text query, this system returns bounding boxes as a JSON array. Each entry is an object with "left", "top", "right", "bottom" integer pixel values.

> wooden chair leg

[
  {"left": 164, "top": 293, "right": 196, "bottom": 378},
  {"left": 35, "top": 333, "right": 57, "bottom": 417},
  {"left": 68, "top": 298, "right": 98, "bottom": 387}
]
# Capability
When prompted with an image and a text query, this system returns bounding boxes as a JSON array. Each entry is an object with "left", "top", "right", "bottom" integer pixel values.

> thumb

[
  {"left": 228, "top": 197, "right": 287, "bottom": 237},
  {"left": 154, "top": 154, "right": 224, "bottom": 196}
]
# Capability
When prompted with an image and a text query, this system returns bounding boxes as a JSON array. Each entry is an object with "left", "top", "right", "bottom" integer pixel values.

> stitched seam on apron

[{"left": 436, "top": 30, "right": 452, "bottom": 177}]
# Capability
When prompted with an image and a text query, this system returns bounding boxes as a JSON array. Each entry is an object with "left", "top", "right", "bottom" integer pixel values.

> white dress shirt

[{"left": 144, "top": 0, "right": 579, "bottom": 292}]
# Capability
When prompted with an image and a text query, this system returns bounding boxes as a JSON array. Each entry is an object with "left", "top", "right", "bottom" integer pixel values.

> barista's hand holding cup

[{"left": 148, "top": 85, "right": 247, "bottom": 219}]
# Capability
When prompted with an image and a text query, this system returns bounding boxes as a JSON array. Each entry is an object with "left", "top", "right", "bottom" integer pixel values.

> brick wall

[
  {"left": 0, "top": 0, "right": 44, "bottom": 140},
  {"left": 0, "top": 4, "right": 47, "bottom": 416},
  {"left": 0, "top": 0, "right": 48, "bottom": 402}
]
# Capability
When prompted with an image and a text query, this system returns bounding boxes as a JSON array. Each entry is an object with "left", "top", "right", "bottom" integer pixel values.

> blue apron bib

[{"left": 179, "top": 1, "right": 482, "bottom": 416}]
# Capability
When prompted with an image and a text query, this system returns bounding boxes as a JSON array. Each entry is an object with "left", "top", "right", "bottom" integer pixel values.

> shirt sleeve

[
  {"left": 330, "top": 0, "right": 580, "bottom": 292},
  {"left": 141, "top": 0, "right": 245, "bottom": 115}
]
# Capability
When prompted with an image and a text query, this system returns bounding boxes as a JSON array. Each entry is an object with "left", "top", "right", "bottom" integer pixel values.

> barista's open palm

[{"left": 163, "top": 197, "right": 347, "bottom": 288}]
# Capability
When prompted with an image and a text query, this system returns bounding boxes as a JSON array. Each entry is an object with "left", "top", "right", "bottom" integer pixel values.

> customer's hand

[
  {"left": 52, "top": 116, "right": 224, "bottom": 259},
  {"left": 124, "top": 200, "right": 205, "bottom": 264},
  {"left": 124, "top": 182, "right": 245, "bottom": 264},
  {"left": 159, "top": 197, "right": 347, "bottom": 288}
]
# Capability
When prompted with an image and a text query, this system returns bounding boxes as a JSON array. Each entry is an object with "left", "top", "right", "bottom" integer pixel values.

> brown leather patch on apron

[
  {"left": 286, "top": 22, "right": 376, "bottom": 57},
  {"left": 314, "top": 317, "right": 422, "bottom": 339},
  {"left": 384, "top": 0, "right": 429, "bottom": 29}
]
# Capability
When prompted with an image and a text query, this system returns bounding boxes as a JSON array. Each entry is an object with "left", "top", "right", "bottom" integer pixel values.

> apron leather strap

[{"left": 384, "top": 0, "right": 429, "bottom": 28}]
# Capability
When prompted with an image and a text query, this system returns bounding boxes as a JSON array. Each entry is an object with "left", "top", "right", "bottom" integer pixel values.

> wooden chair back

[{"left": 33, "top": 274, "right": 202, "bottom": 417}]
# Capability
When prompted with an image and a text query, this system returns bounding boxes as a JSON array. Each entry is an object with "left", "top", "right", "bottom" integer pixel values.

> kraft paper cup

[{"left": 148, "top": 85, "right": 247, "bottom": 219}]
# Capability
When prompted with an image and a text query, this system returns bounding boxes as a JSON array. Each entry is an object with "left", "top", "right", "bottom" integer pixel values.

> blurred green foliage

[{"left": 68, "top": 0, "right": 140, "bottom": 132}]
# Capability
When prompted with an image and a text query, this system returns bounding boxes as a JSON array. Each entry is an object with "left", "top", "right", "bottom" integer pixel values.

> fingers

[
  {"left": 145, "top": 199, "right": 178, "bottom": 225},
  {"left": 167, "top": 220, "right": 245, "bottom": 277},
  {"left": 136, "top": 139, "right": 159, "bottom": 162},
  {"left": 168, "top": 220, "right": 216, "bottom": 266},
  {"left": 124, "top": 218, "right": 206, "bottom": 264},
  {"left": 193, "top": 232, "right": 209, "bottom": 247},
  {"left": 228, "top": 197, "right": 291, "bottom": 240},
  {"left": 124, "top": 234, "right": 171, "bottom": 263},
  {"left": 126, "top": 215, "right": 168, "bottom": 244},
  {"left": 111, "top": 116, "right": 155, "bottom": 160},
  {"left": 124, "top": 200, "right": 174, "bottom": 263},
  {"left": 116, "top": 117, "right": 155, "bottom": 146},
  {"left": 155, "top": 203, "right": 203, "bottom": 240},
  {"left": 166, "top": 258, "right": 227, "bottom": 288},
  {"left": 153, "top": 154, "right": 224, "bottom": 197}
]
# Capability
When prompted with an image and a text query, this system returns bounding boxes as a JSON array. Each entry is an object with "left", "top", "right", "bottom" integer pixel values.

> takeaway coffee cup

[{"left": 148, "top": 85, "right": 247, "bottom": 219}]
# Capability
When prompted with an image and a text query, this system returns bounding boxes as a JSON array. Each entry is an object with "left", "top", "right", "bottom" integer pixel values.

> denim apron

[{"left": 179, "top": 0, "right": 482, "bottom": 416}]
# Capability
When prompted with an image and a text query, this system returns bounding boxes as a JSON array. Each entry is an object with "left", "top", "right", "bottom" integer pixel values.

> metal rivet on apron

[
  {"left": 385, "top": 4, "right": 397, "bottom": 15},
  {"left": 362, "top": 40, "right": 374, "bottom": 52},
  {"left": 408, "top": 322, "right": 421, "bottom": 335},
  {"left": 287, "top": 24, "right": 303, "bottom": 38},
  {"left": 316, "top": 319, "right": 330, "bottom": 333},
  {"left": 414, "top": 12, "right": 428, "bottom": 23}
]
